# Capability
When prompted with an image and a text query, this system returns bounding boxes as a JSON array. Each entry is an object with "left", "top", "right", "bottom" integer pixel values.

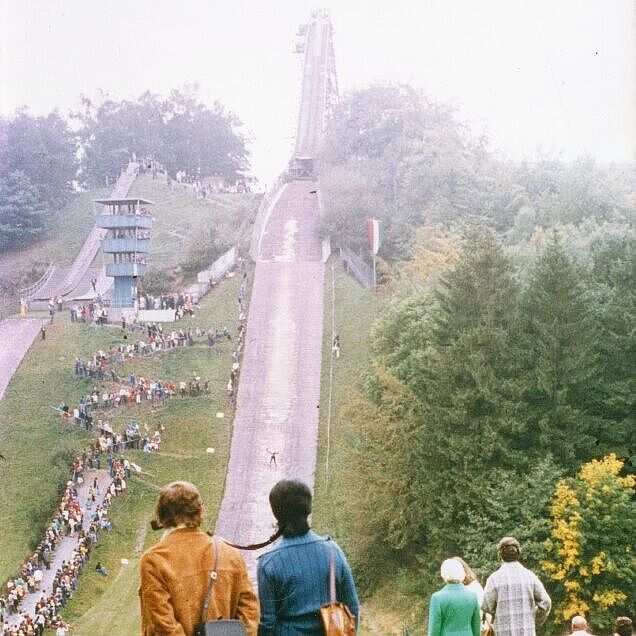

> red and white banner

[{"left": 367, "top": 218, "right": 380, "bottom": 255}]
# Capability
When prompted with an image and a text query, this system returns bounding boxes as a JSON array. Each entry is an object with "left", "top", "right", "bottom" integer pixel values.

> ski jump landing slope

[
  {"left": 0, "top": 318, "right": 45, "bottom": 400},
  {"left": 215, "top": 181, "right": 324, "bottom": 576}
]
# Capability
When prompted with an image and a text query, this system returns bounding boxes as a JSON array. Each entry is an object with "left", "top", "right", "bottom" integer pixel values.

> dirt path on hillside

[
  {"left": 6, "top": 468, "right": 113, "bottom": 626},
  {"left": 214, "top": 181, "right": 325, "bottom": 579}
]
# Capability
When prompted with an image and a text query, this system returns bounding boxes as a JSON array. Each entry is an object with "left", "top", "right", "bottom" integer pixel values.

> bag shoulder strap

[
  {"left": 200, "top": 536, "right": 220, "bottom": 625},
  {"left": 327, "top": 538, "right": 336, "bottom": 605}
]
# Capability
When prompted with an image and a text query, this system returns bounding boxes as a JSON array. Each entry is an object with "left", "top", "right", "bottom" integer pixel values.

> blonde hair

[
  {"left": 454, "top": 557, "right": 478, "bottom": 584},
  {"left": 151, "top": 481, "right": 203, "bottom": 530}
]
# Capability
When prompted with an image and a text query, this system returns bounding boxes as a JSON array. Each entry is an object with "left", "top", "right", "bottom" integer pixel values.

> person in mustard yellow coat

[{"left": 139, "top": 481, "right": 259, "bottom": 635}]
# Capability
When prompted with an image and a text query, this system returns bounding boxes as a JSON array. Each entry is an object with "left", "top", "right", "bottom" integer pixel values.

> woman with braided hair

[{"left": 257, "top": 479, "right": 359, "bottom": 635}]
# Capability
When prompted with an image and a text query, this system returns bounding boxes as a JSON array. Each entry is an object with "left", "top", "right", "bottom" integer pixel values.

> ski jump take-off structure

[{"left": 215, "top": 9, "right": 338, "bottom": 577}]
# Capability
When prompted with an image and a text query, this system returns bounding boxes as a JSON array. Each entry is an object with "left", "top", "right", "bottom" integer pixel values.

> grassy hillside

[
  {"left": 67, "top": 272, "right": 251, "bottom": 635},
  {"left": 0, "top": 169, "right": 260, "bottom": 633},
  {"left": 128, "top": 174, "right": 260, "bottom": 271},
  {"left": 0, "top": 188, "right": 109, "bottom": 294},
  {"left": 0, "top": 174, "right": 258, "bottom": 300},
  {"left": 1, "top": 206, "right": 403, "bottom": 634},
  {"left": 0, "top": 318, "right": 116, "bottom": 577},
  {"left": 0, "top": 273, "right": 245, "bottom": 633},
  {"left": 311, "top": 262, "right": 419, "bottom": 635},
  {"left": 312, "top": 262, "right": 428, "bottom": 634}
]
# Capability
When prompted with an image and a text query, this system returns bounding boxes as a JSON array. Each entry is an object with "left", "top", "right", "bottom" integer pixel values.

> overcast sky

[{"left": 1, "top": 0, "right": 634, "bottom": 184}]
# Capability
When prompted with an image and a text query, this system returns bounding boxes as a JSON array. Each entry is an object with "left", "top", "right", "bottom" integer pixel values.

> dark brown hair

[
  {"left": 269, "top": 479, "right": 312, "bottom": 537},
  {"left": 151, "top": 481, "right": 203, "bottom": 530},
  {"left": 614, "top": 617, "right": 633, "bottom": 636}
]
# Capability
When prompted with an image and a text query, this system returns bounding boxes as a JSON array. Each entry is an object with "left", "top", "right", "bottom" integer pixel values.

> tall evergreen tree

[
  {"left": 413, "top": 229, "right": 524, "bottom": 557},
  {"left": 586, "top": 236, "right": 636, "bottom": 461},
  {"left": 462, "top": 457, "right": 562, "bottom": 578},
  {"left": 347, "top": 229, "right": 527, "bottom": 579},
  {"left": 520, "top": 231, "right": 598, "bottom": 468},
  {"left": 0, "top": 171, "right": 47, "bottom": 251}
]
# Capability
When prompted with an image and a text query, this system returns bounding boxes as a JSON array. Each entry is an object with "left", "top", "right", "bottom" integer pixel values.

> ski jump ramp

[{"left": 214, "top": 181, "right": 324, "bottom": 577}]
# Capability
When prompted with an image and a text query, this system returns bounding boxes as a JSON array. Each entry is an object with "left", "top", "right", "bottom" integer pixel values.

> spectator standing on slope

[
  {"left": 428, "top": 558, "right": 481, "bottom": 636},
  {"left": 139, "top": 481, "right": 258, "bottom": 635},
  {"left": 482, "top": 537, "right": 551, "bottom": 636},
  {"left": 614, "top": 617, "right": 633, "bottom": 636},
  {"left": 257, "top": 479, "right": 359, "bottom": 635}
]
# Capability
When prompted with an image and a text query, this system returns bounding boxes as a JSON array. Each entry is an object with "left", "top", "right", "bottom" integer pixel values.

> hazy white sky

[{"left": 1, "top": 0, "right": 634, "bottom": 183}]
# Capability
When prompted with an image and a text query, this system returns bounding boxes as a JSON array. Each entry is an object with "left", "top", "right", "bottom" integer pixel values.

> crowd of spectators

[
  {"left": 225, "top": 270, "right": 248, "bottom": 405},
  {"left": 138, "top": 292, "right": 195, "bottom": 315},
  {"left": 61, "top": 366, "right": 211, "bottom": 434},
  {"left": 0, "top": 475, "right": 115, "bottom": 636},
  {"left": 2, "top": 261, "right": 249, "bottom": 634},
  {"left": 171, "top": 170, "right": 252, "bottom": 197},
  {"left": 69, "top": 301, "right": 108, "bottom": 326},
  {"left": 72, "top": 322, "right": 232, "bottom": 381}
]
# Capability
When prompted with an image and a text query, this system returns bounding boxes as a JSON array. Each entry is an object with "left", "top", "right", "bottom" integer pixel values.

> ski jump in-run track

[{"left": 214, "top": 9, "right": 338, "bottom": 578}]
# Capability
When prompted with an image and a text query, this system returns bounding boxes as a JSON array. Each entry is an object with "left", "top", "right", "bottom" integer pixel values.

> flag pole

[{"left": 372, "top": 252, "right": 377, "bottom": 287}]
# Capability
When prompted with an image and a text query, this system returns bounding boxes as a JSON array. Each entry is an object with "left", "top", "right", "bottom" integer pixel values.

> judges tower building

[{"left": 95, "top": 197, "right": 153, "bottom": 317}]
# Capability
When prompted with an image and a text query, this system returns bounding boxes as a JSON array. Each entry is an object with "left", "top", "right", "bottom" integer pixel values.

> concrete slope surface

[
  {"left": 0, "top": 318, "right": 45, "bottom": 399},
  {"left": 31, "top": 267, "right": 70, "bottom": 302},
  {"left": 215, "top": 181, "right": 325, "bottom": 577}
]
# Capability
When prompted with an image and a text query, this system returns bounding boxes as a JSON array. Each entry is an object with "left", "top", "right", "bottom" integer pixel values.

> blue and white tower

[{"left": 95, "top": 197, "right": 153, "bottom": 312}]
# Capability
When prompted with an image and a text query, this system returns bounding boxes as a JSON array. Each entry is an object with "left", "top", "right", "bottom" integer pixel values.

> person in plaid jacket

[{"left": 482, "top": 537, "right": 551, "bottom": 636}]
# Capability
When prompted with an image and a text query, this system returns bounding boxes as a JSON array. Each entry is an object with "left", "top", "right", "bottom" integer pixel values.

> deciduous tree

[
  {"left": 76, "top": 88, "right": 249, "bottom": 187},
  {"left": 541, "top": 454, "right": 635, "bottom": 632}
]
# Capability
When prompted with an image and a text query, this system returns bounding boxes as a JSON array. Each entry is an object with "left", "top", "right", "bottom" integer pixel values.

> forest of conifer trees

[{"left": 319, "top": 84, "right": 635, "bottom": 634}]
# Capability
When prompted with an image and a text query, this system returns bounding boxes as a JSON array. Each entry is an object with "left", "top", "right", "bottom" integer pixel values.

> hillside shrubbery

[
  {"left": 343, "top": 229, "right": 635, "bottom": 633},
  {"left": 320, "top": 83, "right": 635, "bottom": 633},
  {"left": 320, "top": 83, "right": 634, "bottom": 264}
]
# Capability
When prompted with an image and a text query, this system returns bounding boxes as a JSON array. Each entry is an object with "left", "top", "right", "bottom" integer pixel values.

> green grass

[
  {"left": 0, "top": 317, "right": 118, "bottom": 579},
  {"left": 0, "top": 166, "right": 257, "bottom": 634},
  {"left": 311, "top": 262, "right": 427, "bottom": 635},
  {"left": 0, "top": 270, "right": 246, "bottom": 635},
  {"left": 313, "top": 261, "right": 379, "bottom": 524},
  {"left": 0, "top": 188, "right": 109, "bottom": 293},
  {"left": 1, "top": 249, "right": 408, "bottom": 634},
  {"left": 50, "top": 189, "right": 112, "bottom": 265},
  {"left": 128, "top": 174, "right": 260, "bottom": 270},
  {"left": 312, "top": 260, "right": 408, "bottom": 635},
  {"left": 64, "top": 275, "right": 246, "bottom": 635},
  {"left": 0, "top": 173, "right": 258, "bottom": 295}
]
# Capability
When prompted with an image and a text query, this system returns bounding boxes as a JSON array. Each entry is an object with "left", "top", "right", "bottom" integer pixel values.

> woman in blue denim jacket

[{"left": 257, "top": 479, "right": 359, "bottom": 635}]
